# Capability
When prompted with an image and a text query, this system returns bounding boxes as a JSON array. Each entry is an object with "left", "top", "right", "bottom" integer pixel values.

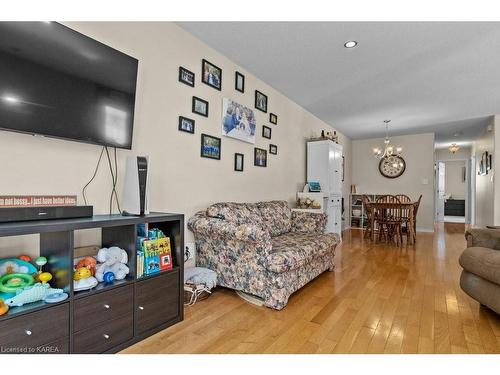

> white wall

[
  {"left": 0, "top": 22, "right": 352, "bottom": 256},
  {"left": 443, "top": 160, "right": 466, "bottom": 199},
  {"left": 352, "top": 133, "right": 435, "bottom": 231}
]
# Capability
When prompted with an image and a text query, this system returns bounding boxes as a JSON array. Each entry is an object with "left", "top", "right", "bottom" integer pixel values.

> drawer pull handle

[
  {"left": 103, "top": 334, "right": 110, "bottom": 339},
  {"left": 138, "top": 306, "right": 144, "bottom": 311},
  {"left": 104, "top": 304, "right": 110, "bottom": 309},
  {"left": 25, "top": 330, "right": 32, "bottom": 336}
]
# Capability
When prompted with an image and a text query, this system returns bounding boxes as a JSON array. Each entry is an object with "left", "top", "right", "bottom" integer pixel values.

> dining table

[{"left": 368, "top": 201, "right": 417, "bottom": 244}]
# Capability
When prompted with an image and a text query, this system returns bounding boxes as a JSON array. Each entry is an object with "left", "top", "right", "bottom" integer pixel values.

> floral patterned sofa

[{"left": 187, "top": 201, "right": 340, "bottom": 310}]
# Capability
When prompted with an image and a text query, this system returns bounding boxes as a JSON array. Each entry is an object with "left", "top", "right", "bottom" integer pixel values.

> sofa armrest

[
  {"left": 291, "top": 211, "right": 327, "bottom": 233},
  {"left": 465, "top": 229, "right": 500, "bottom": 250},
  {"left": 188, "top": 212, "right": 272, "bottom": 246}
]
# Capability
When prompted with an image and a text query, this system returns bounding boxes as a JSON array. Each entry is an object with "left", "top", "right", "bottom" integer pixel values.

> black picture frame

[
  {"left": 201, "top": 59, "right": 222, "bottom": 91},
  {"left": 178, "top": 66, "right": 195, "bottom": 87},
  {"left": 235, "top": 71, "right": 245, "bottom": 93},
  {"left": 234, "top": 153, "right": 244, "bottom": 171},
  {"left": 200, "top": 134, "right": 221, "bottom": 160},
  {"left": 178, "top": 116, "right": 195, "bottom": 134},
  {"left": 254, "top": 147, "right": 267, "bottom": 167},
  {"left": 269, "top": 144, "right": 277, "bottom": 155},
  {"left": 192, "top": 96, "right": 209, "bottom": 117},
  {"left": 255, "top": 90, "right": 268, "bottom": 113},
  {"left": 262, "top": 125, "right": 272, "bottom": 139},
  {"left": 342, "top": 155, "right": 345, "bottom": 182},
  {"left": 269, "top": 113, "right": 277, "bottom": 125}
]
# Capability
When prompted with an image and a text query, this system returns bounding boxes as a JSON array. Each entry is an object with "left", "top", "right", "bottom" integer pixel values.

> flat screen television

[{"left": 0, "top": 22, "right": 138, "bottom": 149}]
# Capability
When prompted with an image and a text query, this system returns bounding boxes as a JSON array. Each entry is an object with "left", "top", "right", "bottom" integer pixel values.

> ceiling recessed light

[
  {"left": 3, "top": 96, "right": 20, "bottom": 104},
  {"left": 344, "top": 40, "right": 358, "bottom": 48}
]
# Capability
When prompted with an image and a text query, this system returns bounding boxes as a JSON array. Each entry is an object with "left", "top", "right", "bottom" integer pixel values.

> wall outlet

[{"left": 184, "top": 242, "right": 196, "bottom": 268}]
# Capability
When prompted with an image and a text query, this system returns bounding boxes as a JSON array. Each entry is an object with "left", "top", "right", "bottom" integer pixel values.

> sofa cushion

[
  {"left": 206, "top": 202, "right": 263, "bottom": 226},
  {"left": 264, "top": 232, "right": 338, "bottom": 273},
  {"left": 459, "top": 247, "right": 500, "bottom": 285},
  {"left": 257, "top": 201, "right": 292, "bottom": 237}
]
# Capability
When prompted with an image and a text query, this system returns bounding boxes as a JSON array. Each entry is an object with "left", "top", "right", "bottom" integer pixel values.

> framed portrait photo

[
  {"left": 202, "top": 59, "right": 222, "bottom": 91},
  {"left": 178, "top": 66, "right": 195, "bottom": 87},
  {"left": 269, "top": 144, "right": 277, "bottom": 155},
  {"left": 269, "top": 113, "right": 277, "bottom": 125},
  {"left": 262, "top": 125, "right": 272, "bottom": 139},
  {"left": 201, "top": 134, "right": 221, "bottom": 160},
  {"left": 192, "top": 96, "right": 209, "bottom": 117},
  {"left": 254, "top": 147, "right": 267, "bottom": 167},
  {"left": 234, "top": 153, "right": 244, "bottom": 172},
  {"left": 235, "top": 71, "right": 245, "bottom": 93},
  {"left": 178, "top": 116, "right": 195, "bottom": 134},
  {"left": 255, "top": 90, "right": 268, "bottom": 113}
]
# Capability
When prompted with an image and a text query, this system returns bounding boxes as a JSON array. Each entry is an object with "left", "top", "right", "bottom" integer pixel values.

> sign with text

[{"left": 0, "top": 195, "right": 77, "bottom": 208}]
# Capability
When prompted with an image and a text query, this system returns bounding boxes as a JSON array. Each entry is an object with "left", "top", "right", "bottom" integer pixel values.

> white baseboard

[{"left": 416, "top": 227, "right": 434, "bottom": 233}]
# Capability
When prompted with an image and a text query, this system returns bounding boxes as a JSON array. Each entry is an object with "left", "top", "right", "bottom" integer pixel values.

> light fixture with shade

[
  {"left": 448, "top": 143, "right": 460, "bottom": 154},
  {"left": 373, "top": 120, "right": 402, "bottom": 159}
]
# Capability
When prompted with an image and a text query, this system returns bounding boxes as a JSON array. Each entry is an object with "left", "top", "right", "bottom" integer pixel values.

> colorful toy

[
  {"left": 18, "top": 255, "right": 32, "bottom": 262},
  {"left": 73, "top": 276, "right": 98, "bottom": 291},
  {"left": 44, "top": 292, "right": 68, "bottom": 304},
  {"left": 0, "top": 299, "right": 8, "bottom": 316},
  {"left": 35, "top": 256, "right": 47, "bottom": 272},
  {"left": 76, "top": 256, "right": 97, "bottom": 276},
  {"left": 4, "top": 283, "right": 64, "bottom": 307},
  {"left": 38, "top": 272, "right": 52, "bottom": 284},
  {"left": 73, "top": 267, "right": 91, "bottom": 281},
  {"left": 0, "top": 258, "right": 36, "bottom": 276},
  {"left": 95, "top": 247, "right": 130, "bottom": 282},
  {"left": 102, "top": 272, "right": 115, "bottom": 284},
  {"left": 0, "top": 273, "right": 35, "bottom": 294}
]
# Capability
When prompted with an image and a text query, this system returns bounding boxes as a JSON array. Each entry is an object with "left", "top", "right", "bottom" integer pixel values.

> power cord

[
  {"left": 104, "top": 146, "right": 122, "bottom": 215},
  {"left": 82, "top": 146, "right": 105, "bottom": 206}
]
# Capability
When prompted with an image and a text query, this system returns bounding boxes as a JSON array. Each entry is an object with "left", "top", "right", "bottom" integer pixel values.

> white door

[{"left": 436, "top": 161, "right": 446, "bottom": 222}]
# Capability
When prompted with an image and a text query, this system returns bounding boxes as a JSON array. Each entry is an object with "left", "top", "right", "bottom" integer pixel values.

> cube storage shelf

[
  {"left": 350, "top": 194, "right": 385, "bottom": 229},
  {"left": 0, "top": 212, "right": 184, "bottom": 354}
]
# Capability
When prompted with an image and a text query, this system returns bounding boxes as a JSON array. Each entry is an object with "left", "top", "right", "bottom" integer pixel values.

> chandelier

[
  {"left": 448, "top": 143, "right": 460, "bottom": 154},
  {"left": 373, "top": 120, "right": 402, "bottom": 159}
]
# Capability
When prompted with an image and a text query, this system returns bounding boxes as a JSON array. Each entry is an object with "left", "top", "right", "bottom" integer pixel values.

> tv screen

[{"left": 0, "top": 22, "right": 138, "bottom": 149}]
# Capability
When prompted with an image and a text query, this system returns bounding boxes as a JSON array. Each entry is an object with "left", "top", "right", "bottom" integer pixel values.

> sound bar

[{"left": 0, "top": 206, "right": 93, "bottom": 223}]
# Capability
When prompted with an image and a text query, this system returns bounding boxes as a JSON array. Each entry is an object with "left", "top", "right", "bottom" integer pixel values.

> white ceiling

[{"left": 178, "top": 22, "right": 500, "bottom": 144}]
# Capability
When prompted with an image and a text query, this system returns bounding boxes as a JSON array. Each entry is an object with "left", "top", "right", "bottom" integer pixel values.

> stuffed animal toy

[
  {"left": 95, "top": 247, "right": 130, "bottom": 282},
  {"left": 76, "top": 256, "right": 97, "bottom": 276}
]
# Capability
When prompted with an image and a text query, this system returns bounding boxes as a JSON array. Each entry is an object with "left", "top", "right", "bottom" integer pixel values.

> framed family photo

[
  {"left": 221, "top": 98, "right": 256, "bottom": 144},
  {"left": 201, "top": 134, "right": 221, "bottom": 160},
  {"left": 178, "top": 66, "right": 195, "bottom": 87},
  {"left": 269, "top": 144, "right": 277, "bottom": 155},
  {"left": 269, "top": 113, "right": 277, "bottom": 125},
  {"left": 202, "top": 59, "right": 222, "bottom": 91},
  {"left": 262, "top": 125, "right": 272, "bottom": 139},
  {"left": 235, "top": 71, "right": 245, "bottom": 93},
  {"left": 192, "top": 96, "right": 209, "bottom": 117},
  {"left": 234, "top": 153, "right": 244, "bottom": 172},
  {"left": 255, "top": 90, "right": 268, "bottom": 113},
  {"left": 254, "top": 147, "right": 267, "bottom": 167},
  {"left": 178, "top": 116, "right": 195, "bottom": 134}
]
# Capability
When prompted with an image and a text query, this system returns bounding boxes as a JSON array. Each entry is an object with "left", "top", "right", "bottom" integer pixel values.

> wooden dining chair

[
  {"left": 395, "top": 194, "right": 412, "bottom": 240},
  {"left": 375, "top": 195, "right": 404, "bottom": 246},
  {"left": 361, "top": 195, "right": 374, "bottom": 239},
  {"left": 412, "top": 195, "right": 422, "bottom": 243}
]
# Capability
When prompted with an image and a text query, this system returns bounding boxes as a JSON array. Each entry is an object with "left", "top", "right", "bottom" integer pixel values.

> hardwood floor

[{"left": 122, "top": 223, "right": 500, "bottom": 354}]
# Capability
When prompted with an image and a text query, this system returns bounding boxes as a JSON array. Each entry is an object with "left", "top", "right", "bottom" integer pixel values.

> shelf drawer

[
  {"left": 0, "top": 303, "right": 69, "bottom": 350},
  {"left": 73, "top": 314, "right": 133, "bottom": 353},
  {"left": 136, "top": 269, "right": 180, "bottom": 335},
  {"left": 73, "top": 284, "right": 134, "bottom": 332}
]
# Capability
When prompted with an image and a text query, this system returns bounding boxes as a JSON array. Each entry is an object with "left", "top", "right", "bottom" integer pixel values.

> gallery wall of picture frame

[
  {"left": 177, "top": 58, "right": 278, "bottom": 171},
  {"left": 478, "top": 150, "right": 492, "bottom": 176}
]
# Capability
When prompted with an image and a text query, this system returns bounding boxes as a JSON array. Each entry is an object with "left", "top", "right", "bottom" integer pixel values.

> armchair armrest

[
  {"left": 291, "top": 211, "right": 327, "bottom": 233},
  {"left": 465, "top": 229, "right": 500, "bottom": 250}
]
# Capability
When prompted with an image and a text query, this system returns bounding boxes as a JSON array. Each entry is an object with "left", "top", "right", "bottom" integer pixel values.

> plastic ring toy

[
  {"left": 44, "top": 292, "right": 68, "bottom": 304},
  {"left": 0, "top": 273, "right": 35, "bottom": 294}
]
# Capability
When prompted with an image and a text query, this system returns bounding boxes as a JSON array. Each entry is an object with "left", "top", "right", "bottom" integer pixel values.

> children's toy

[
  {"left": 0, "top": 258, "right": 36, "bottom": 276},
  {"left": 73, "top": 276, "right": 98, "bottom": 291},
  {"left": 76, "top": 256, "right": 97, "bottom": 276},
  {"left": 102, "top": 272, "right": 115, "bottom": 284},
  {"left": 35, "top": 256, "right": 47, "bottom": 272},
  {"left": 73, "top": 267, "right": 91, "bottom": 281},
  {"left": 0, "top": 299, "right": 8, "bottom": 315},
  {"left": 4, "top": 283, "right": 64, "bottom": 307},
  {"left": 44, "top": 292, "right": 68, "bottom": 304},
  {"left": 18, "top": 255, "right": 32, "bottom": 262},
  {"left": 95, "top": 247, "right": 130, "bottom": 282},
  {"left": 38, "top": 272, "right": 53, "bottom": 284},
  {"left": 0, "top": 273, "right": 35, "bottom": 294}
]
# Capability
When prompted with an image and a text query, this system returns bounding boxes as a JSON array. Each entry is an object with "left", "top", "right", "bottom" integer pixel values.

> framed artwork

[
  {"left": 178, "top": 67, "right": 195, "bottom": 87},
  {"left": 269, "top": 144, "right": 277, "bottom": 155},
  {"left": 269, "top": 113, "right": 277, "bottom": 125},
  {"left": 221, "top": 98, "right": 256, "bottom": 144},
  {"left": 202, "top": 59, "right": 222, "bottom": 91},
  {"left": 192, "top": 96, "right": 209, "bottom": 117},
  {"left": 254, "top": 147, "right": 267, "bottom": 167},
  {"left": 235, "top": 71, "right": 245, "bottom": 93},
  {"left": 342, "top": 155, "right": 345, "bottom": 182},
  {"left": 200, "top": 134, "right": 221, "bottom": 160},
  {"left": 262, "top": 125, "right": 272, "bottom": 139},
  {"left": 255, "top": 90, "right": 268, "bottom": 113},
  {"left": 234, "top": 153, "right": 244, "bottom": 171},
  {"left": 178, "top": 116, "right": 195, "bottom": 134}
]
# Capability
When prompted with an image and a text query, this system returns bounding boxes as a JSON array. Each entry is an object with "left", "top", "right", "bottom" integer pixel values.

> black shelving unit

[{"left": 0, "top": 212, "right": 184, "bottom": 353}]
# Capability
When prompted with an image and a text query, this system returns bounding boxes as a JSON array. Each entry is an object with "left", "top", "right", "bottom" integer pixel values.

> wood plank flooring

[{"left": 122, "top": 223, "right": 500, "bottom": 354}]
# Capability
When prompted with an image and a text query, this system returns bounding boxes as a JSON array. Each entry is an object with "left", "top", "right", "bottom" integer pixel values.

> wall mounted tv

[{"left": 0, "top": 22, "right": 138, "bottom": 149}]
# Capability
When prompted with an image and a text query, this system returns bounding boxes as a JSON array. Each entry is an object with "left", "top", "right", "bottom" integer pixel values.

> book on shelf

[{"left": 136, "top": 224, "right": 172, "bottom": 278}]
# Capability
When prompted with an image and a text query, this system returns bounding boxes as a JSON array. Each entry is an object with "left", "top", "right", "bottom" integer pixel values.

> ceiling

[{"left": 178, "top": 22, "right": 500, "bottom": 145}]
